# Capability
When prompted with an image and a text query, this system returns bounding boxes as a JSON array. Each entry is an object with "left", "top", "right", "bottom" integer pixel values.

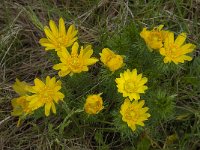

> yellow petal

[
  {"left": 137, "top": 100, "right": 145, "bottom": 108},
  {"left": 130, "top": 125, "right": 136, "bottom": 131},
  {"left": 51, "top": 102, "right": 56, "bottom": 114},
  {"left": 121, "top": 98, "right": 130, "bottom": 111},
  {"left": 180, "top": 43, "right": 196, "bottom": 54},
  {"left": 45, "top": 103, "right": 52, "bottom": 116},
  {"left": 49, "top": 20, "right": 59, "bottom": 37},
  {"left": 141, "top": 107, "right": 149, "bottom": 113},
  {"left": 85, "top": 58, "right": 98, "bottom": 65},
  {"left": 67, "top": 24, "right": 76, "bottom": 36},
  {"left": 130, "top": 93, "right": 140, "bottom": 101},
  {"left": 48, "top": 77, "right": 56, "bottom": 88},
  {"left": 136, "top": 121, "right": 145, "bottom": 126},
  {"left": 39, "top": 38, "right": 56, "bottom": 50},
  {"left": 164, "top": 32, "right": 174, "bottom": 48},
  {"left": 176, "top": 55, "right": 192, "bottom": 63},
  {"left": 174, "top": 33, "right": 186, "bottom": 47},
  {"left": 34, "top": 78, "right": 45, "bottom": 89},
  {"left": 45, "top": 76, "right": 51, "bottom": 84},
  {"left": 59, "top": 17, "right": 66, "bottom": 36},
  {"left": 164, "top": 57, "right": 171, "bottom": 63},
  {"left": 57, "top": 49, "right": 70, "bottom": 60},
  {"left": 137, "top": 86, "right": 148, "bottom": 93},
  {"left": 13, "top": 79, "right": 29, "bottom": 96},
  {"left": 71, "top": 42, "right": 79, "bottom": 56},
  {"left": 130, "top": 69, "right": 137, "bottom": 80},
  {"left": 181, "top": 43, "right": 196, "bottom": 50},
  {"left": 58, "top": 70, "right": 70, "bottom": 77},
  {"left": 139, "top": 77, "right": 148, "bottom": 85},
  {"left": 157, "top": 25, "right": 164, "bottom": 31},
  {"left": 44, "top": 26, "right": 56, "bottom": 41},
  {"left": 83, "top": 47, "right": 93, "bottom": 58},
  {"left": 123, "top": 69, "right": 131, "bottom": 80},
  {"left": 159, "top": 48, "right": 166, "bottom": 56},
  {"left": 140, "top": 28, "right": 148, "bottom": 39}
]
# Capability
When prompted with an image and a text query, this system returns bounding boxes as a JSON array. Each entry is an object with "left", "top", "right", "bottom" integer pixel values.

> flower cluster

[
  {"left": 12, "top": 17, "right": 195, "bottom": 133},
  {"left": 11, "top": 76, "right": 64, "bottom": 125},
  {"left": 115, "top": 69, "right": 150, "bottom": 131},
  {"left": 11, "top": 17, "right": 151, "bottom": 132},
  {"left": 140, "top": 25, "right": 196, "bottom": 64}
]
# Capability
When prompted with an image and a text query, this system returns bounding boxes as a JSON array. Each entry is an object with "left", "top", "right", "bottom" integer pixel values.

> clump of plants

[{"left": 11, "top": 17, "right": 197, "bottom": 148}]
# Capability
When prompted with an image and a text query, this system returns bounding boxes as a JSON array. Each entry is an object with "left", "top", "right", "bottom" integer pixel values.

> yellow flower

[
  {"left": 11, "top": 96, "right": 32, "bottom": 116},
  {"left": 11, "top": 96, "right": 33, "bottom": 127},
  {"left": 100, "top": 48, "right": 124, "bottom": 72},
  {"left": 120, "top": 98, "right": 150, "bottom": 131},
  {"left": 140, "top": 25, "right": 169, "bottom": 50},
  {"left": 160, "top": 32, "right": 196, "bottom": 64},
  {"left": 12, "top": 78, "right": 32, "bottom": 96},
  {"left": 39, "top": 18, "right": 78, "bottom": 52},
  {"left": 53, "top": 42, "right": 99, "bottom": 77},
  {"left": 84, "top": 94, "right": 104, "bottom": 115},
  {"left": 11, "top": 79, "right": 33, "bottom": 117},
  {"left": 115, "top": 69, "right": 148, "bottom": 101},
  {"left": 26, "top": 76, "right": 64, "bottom": 116}
]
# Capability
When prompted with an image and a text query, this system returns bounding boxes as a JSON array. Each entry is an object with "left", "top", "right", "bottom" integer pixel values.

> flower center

[
  {"left": 151, "top": 32, "right": 162, "bottom": 41},
  {"left": 124, "top": 80, "right": 137, "bottom": 93},
  {"left": 105, "top": 55, "right": 115, "bottom": 64},
  {"left": 40, "top": 86, "right": 53, "bottom": 103},
  {"left": 68, "top": 56, "right": 83, "bottom": 72},
  {"left": 125, "top": 108, "right": 139, "bottom": 121},
  {"left": 91, "top": 101, "right": 101, "bottom": 109},
  {"left": 167, "top": 44, "right": 180, "bottom": 57},
  {"left": 56, "top": 36, "right": 65, "bottom": 47}
]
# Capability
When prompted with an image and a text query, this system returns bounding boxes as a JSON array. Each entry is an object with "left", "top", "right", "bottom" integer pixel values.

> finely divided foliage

[{"left": 11, "top": 17, "right": 196, "bottom": 132}]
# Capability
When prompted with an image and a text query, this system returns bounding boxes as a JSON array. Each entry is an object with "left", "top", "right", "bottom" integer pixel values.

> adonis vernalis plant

[
  {"left": 39, "top": 18, "right": 78, "bottom": 52},
  {"left": 53, "top": 42, "right": 99, "bottom": 76},
  {"left": 27, "top": 76, "right": 64, "bottom": 116},
  {"left": 100, "top": 48, "right": 124, "bottom": 72},
  {"left": 9, "top": 14, "right": 198, "bottom": 149},
  {"left": 140, "top": 25, "right": 169, "bottom": 50},
  {"left": 84, "top": 94, "right": 104, "bottom": 115},
  {"left": 11, "top": 79, "right": 33, "bottom": 117},
  {"left": 159, "top": 32, "right": 196, "bottom": 64},
  {"left": 11, "top": 76, "right": 64, "bottom": 118},
  {"left": 115, "top": 69, "right": 148, "bottom": 101},
  {"left": 120, "top": 98, "right": 150, "bottom": 131}
]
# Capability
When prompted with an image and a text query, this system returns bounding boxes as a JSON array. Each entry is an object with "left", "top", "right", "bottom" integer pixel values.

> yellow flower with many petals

[
  {"left": 11, "top": 79, "right": 33, "bottom": 126},
  {"left": 120, "top": 98, "right": 150, "bottom": 131},
  {"left": 115, "top": 69, "right": 148, "bottom": 101},
  {"left": 12, "top": 78, "right": 32, "bottom": 96},
  {"left": 140, "top": 25, "right": 169, "bottom": 50},
  {"left": 11, "top": 79, "right": 32, "bottom": 116},
  {"left": 26, "top": 76, "right": 64, "bottom": 116},
  {"left": 84, "top": 94, "right": 104, "bottom": 115},
  {"left": 159, "top": 32, "right": 196, "bottom": 64},
  {"left": 11, "top": 96, "right": 32, "bottom": 116},
  {"left": 100, "top": 48, "right": 124, "bottom": 72},
  {"left": 39, "top": 18, "right": 78, "bottom": 52},
  {"left": 53, "top": 42, "right": 99, "bottom": 77}
]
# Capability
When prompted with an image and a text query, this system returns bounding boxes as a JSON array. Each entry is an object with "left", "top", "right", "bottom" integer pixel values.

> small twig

[{"left": 0, "top": 116, "right": 11, "bottom": 126}]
